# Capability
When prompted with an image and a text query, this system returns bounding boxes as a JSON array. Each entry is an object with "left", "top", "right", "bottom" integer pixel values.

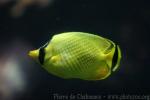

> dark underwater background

[{"left": 0, "top": 0, "right": 150, "bottom": 100}]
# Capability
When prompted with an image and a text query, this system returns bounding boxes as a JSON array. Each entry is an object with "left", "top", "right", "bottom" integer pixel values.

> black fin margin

[{"left": 111, "top": 45, "right": 118, "bottom": 71}]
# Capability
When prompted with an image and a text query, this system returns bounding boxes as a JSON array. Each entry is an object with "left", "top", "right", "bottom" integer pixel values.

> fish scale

[
  {"left": 61, "top": 44, "right": 82, "bottom": 74},
  {"left": 59, "top": 38, "right": 87, "bottom": 74},
  {"left": 55, "top": 35, "right": 100, "bottom": 77}
]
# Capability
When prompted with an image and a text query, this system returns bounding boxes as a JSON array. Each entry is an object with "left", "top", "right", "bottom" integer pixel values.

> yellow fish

[{"left": 28, "top": 32, "right": 121, "bottom": 80}]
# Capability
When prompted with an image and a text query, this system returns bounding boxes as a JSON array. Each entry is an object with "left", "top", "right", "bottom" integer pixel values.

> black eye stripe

[
  {"left": 39, "top": 47, "right": 45, "bottom": 65},
  {"left": 111, "top": 45, "right": 118, "bottom": 71},
  {"left": 38, "top": 42, "right": 48, "bottom": 65}
]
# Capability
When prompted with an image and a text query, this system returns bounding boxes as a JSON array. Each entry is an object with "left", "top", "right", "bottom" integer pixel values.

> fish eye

[
  {"left": 38, "top": 42, "right": 48, "bottom": 64},
  {"left": 39, "top": 47, "right": 45, "bottom": 65},
  {"left": 111, "top": 45, "right": 118, "bottom": 71}
]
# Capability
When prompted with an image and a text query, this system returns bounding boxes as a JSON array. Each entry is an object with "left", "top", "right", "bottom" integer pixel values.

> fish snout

[{"left": 28, "top": 49, "right": 39, "bottom": 60}]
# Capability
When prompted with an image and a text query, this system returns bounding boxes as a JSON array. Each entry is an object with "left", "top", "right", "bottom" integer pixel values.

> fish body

[{"left": 29, "top": 32, "right": 121, "bottom": 80}]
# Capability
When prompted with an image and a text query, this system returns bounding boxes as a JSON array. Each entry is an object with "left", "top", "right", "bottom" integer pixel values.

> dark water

[{"left": 0, "top": 0, "right": 150, "bottom": 100}]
